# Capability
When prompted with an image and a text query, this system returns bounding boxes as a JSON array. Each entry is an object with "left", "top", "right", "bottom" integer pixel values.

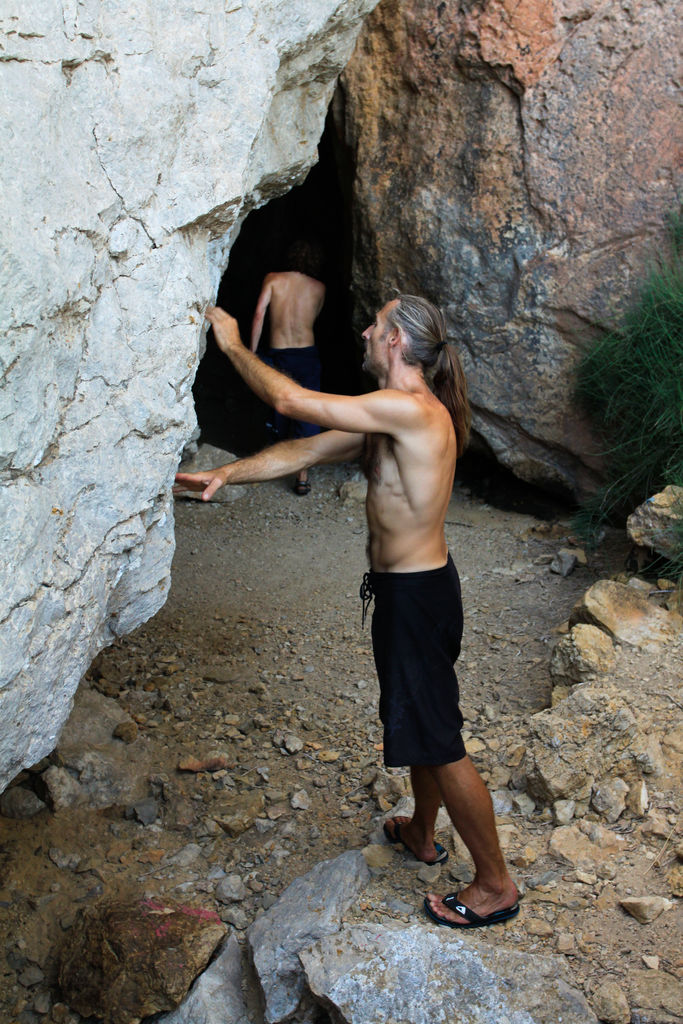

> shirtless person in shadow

[
  {"left": 175, "top": 294, "right": 519, "bottom": 929},
  {"left": 250, "top": 240, "right": 326, "bottom": 495}
]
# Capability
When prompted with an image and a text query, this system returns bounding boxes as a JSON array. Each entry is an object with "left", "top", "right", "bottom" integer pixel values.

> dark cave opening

[
  {"left": 190, "top": 104, "right": 574, "bottom": 522},
  {"left": 192, "top": 108, "right": 361, "bottom": 457}
]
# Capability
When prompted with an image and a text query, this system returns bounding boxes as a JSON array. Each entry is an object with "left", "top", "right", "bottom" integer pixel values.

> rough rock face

[
  {"left": 627, "top": 486, "right": 683, "bottom": 559},
  {"left": 0, "top": 0, "right": 378, "bottom": 792},
  {"left": 58, "top": 897, "right": 227, "bottom": 1024},
  {"left": 339, "top": 0, "right": 681, "bottom": 495},
  {"left": 300, "top": 922, "right": 599, "bottom": 1024}
]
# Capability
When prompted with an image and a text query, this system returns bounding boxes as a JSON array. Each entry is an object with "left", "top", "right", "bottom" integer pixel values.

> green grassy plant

[{"left": 574, "top": 208, "right": 683, "bottom": 582}]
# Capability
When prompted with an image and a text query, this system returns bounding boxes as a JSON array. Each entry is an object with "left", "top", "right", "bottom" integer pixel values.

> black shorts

[
  {"left": 366, "top": 555, "right": 465, "bottom": 768},
  {"left": 263, "top": 347, "right": 321, "bottom": 439}
]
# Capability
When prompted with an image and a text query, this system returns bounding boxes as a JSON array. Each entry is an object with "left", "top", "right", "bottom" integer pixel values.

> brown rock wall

[{"left": 339, "top": 0, "right": 681, "bottom": 496}]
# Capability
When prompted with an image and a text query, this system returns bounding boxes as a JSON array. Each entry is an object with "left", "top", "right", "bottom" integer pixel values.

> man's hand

[
  {"left": 173, "top": 469, "right": 228, "bottom": 502},
  {"left": 205, "top": 305, "right": 242, "bottom": 355}
]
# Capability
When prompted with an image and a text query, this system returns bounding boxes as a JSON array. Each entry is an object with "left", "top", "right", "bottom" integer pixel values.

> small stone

[
  {"left": 619, "top": 895, "right": 672, "bottom": 923},
  {"left": 417, "top": 863, "right": 442, "bottom": 884},
  {"left": 512, "top": 792, "right": 535, "bottom": 816},
  {"left": 0, "top": 787, "right": 47, "bottom": 819},
  {"left": 112, "top": 720, "right": 138, "bottom": 743},
  {"left": 18, "top": 964, "right": 45, "bottom": 988},
  {"left": 132, "top": 798, "right": 158, "bottom": 825},
  {"left": 668, "top": 863, "right": 683, "bottom": 897},
  {"left": 591, "top": 777, "right": 628, "bottom": 823},
  {"left": 550, "top": 550, "right": 577, "bottom": 576},
  {"left": 290, "top": 789, "right": 311, "bottom": 810},
  {"left": 510, "top": 845, "right": 537, "bottom": 868},
  {"left": 219, "top": 904, "right": 249, "bottom": 930},
  {"left": 591, "top": 978, "right": 630, "bottom": 1024},
  {"left": 318, "top": 750, "right": 340, "bottom": 763},
  {"left": 48, "top": 848, "right": 81, "bottom": 871},
  {"left": 626, "top": 779, "right": 649, "bottom": 817},
  {"left": 362, "top": 844, "right": 394, "bottom": 869},
  {"left": 215, "top": 874, "right": 249, "bottom": 903},
  {"left": 553, "top": 799, "right": 575, "bottom": 825},
  {"left": 525, "top": 918, "right": 553, "bottom": 937},
  {"left": 642, "top": 954, "right": 659, "bottom": 969},
  {"left": 166, "top": 843, "right": 202, "bottom": 868},
  {"left": 556, "top": 932, "right": 575, "bottom": 953},
  {"left": 32, "top": 989, "right": 51, "bottom": 1014},
  {"left": 491, "top": 790, "right": 513, "bottom": 815},
  {"left": 279, "top": 731, "right": 303, "bottom": 754},
  {"left": 214, "top": 791, "right": 265, "bottom": 837}
]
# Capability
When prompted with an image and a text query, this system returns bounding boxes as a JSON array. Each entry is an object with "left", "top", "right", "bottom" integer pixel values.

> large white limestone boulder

[{"left": 0, "top": 0, "right": 378, "bottom": 792}]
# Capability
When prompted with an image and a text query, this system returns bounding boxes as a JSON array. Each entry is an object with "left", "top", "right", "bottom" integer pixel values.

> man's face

[{"left": 362, "top": 300, "right": 396, "bottom": 377}]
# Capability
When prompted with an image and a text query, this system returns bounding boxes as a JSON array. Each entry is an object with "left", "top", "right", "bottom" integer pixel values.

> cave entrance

[{"left": 192, "top": 109, "right": 359, "bottom": 456}]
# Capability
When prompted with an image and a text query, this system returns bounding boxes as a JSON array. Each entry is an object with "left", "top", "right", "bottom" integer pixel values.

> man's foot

[
  {"left": 383, "top": 816, "right": 448, "bottom": 865},
  {"left": 293, "top": 479, "right": 311, "bottom": 495},
  {"left": 424, "top": 880, "right": 519, "bottom": 929}
]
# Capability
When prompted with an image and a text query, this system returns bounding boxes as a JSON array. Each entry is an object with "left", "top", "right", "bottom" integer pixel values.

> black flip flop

[
  {"left": 383, "top": 818, "right": 448, "bottom": 865},
  {"left": 424, "top": 892, "right": 520, "bottom": 929}
]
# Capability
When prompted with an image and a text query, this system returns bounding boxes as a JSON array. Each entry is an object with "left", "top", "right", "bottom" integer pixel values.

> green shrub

[{"left": 574, "top": 208, "right": 683, "bottom": 581}]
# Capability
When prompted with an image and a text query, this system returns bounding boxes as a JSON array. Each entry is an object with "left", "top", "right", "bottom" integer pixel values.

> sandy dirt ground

[{"left": 1, "top": 462, "right": 681, "bottom": 1022}]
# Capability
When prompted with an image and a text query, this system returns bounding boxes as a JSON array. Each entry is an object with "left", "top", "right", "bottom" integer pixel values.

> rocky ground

[{"left": 1, "top": 462, "right": 681, "bottom": 1023}]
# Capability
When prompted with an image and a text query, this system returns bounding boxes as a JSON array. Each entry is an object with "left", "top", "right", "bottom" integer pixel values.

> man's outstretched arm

[{"left": 174, "top": 429, "right": 363, "bottom": 502}]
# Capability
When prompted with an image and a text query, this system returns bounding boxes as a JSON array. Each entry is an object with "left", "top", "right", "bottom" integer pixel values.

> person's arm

[
  {"left": 174, "top": 429, "right": 363, "bottom": 502},
  {"left": 206, "top": 305, "right": 423, "bottom": 438},
  {"left": 250, "top": 279, "right": 272, "bottom": 352}
]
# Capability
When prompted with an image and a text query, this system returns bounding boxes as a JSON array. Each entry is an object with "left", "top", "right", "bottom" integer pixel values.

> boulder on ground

[
  {"left": 627, "top": 485, "right": 683, "bottom": 559},
  {"left": 569, "top": 580, "right": 682, "bottom": 648},
  {"left": 300, "top": 922, "right": 599, "bottom": 1023},
  {"left": 525, "top": 685, "right": 658, "bottom": 807},
  {"left": 549, "top": 623, "right": 616, "bottom": 686},
  {"left": 58, "top": 897, "right": 227, "bottom": 1024},
  {"left": 247, "top": 851, "right": 370, "bottom": 1024}
]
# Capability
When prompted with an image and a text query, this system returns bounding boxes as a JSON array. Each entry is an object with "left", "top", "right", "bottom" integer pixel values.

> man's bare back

[{"left": 250, "top": 271, "right": 325, "bottom": 352}]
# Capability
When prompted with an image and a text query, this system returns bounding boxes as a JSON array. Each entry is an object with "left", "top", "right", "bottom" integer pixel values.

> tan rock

[
  {"left": 362, "top": 844, "right": 394, "bottom": 869},
  {"left": 627, "top": 486, "right": 683, "bottom": 558},
  {"left": 525, "top": 918, "right": 553, "bottom": 938},
  {"left": 214, "top": 791, "right": 265, "bottom": 838},
  {"left": 549, "top": 623, "right": 616, "bottom": 686},
  {"left": 626, "top": 779, "right": 649, "bottom": 817},
  {"left": 668, "top": 863, "right": 683, "bottom": 897},
  {"left": 549, "top": 822, "right": 621, "bottom": 869},
  {"left": 628, "top": 968, "right": 683, "bottom": 1020},
  {"left": 569, "top": 580, "right": 683, "bottom": 648},
  {"left": 525, "top": 686, "right": 647, "bottom": 804},
  {"left": 591, "top": 978, "right": 630, "bottom": 1024},
  {"left": 619, "top": 895, "right": 673, "bottom": 924}
]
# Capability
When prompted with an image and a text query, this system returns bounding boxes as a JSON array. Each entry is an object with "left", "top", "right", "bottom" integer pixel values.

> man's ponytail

[{"left": 386, "top": 294, "right": 471, "bottom": 456}]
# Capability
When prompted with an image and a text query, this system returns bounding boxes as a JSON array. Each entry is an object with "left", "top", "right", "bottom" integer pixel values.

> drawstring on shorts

[{"left": 360, "top": 571, "right": 374, "bottom": 628}]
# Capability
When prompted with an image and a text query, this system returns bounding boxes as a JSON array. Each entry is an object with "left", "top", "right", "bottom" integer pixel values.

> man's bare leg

[
  {"left": 384, "top": 766, "right": 442, "bottom": 862},
  {"left": 423, "top": 756, "right": 518, "bottom": 924}
]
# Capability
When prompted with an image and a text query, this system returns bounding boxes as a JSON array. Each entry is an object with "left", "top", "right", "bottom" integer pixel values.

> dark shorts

[
  {"left": 366, "top": 555, "right": 466, "bottom": 768},
  {"left": 263, "top": 346, "right": 321, "bottom": 440}
]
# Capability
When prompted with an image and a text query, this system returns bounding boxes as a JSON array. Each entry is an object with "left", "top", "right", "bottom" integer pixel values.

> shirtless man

[
  {"left": 250, "top": 240, "right": 326, "bottom": 495},
  {"left": 175, "top": 295, "right": 519, "bottom": 929}
]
